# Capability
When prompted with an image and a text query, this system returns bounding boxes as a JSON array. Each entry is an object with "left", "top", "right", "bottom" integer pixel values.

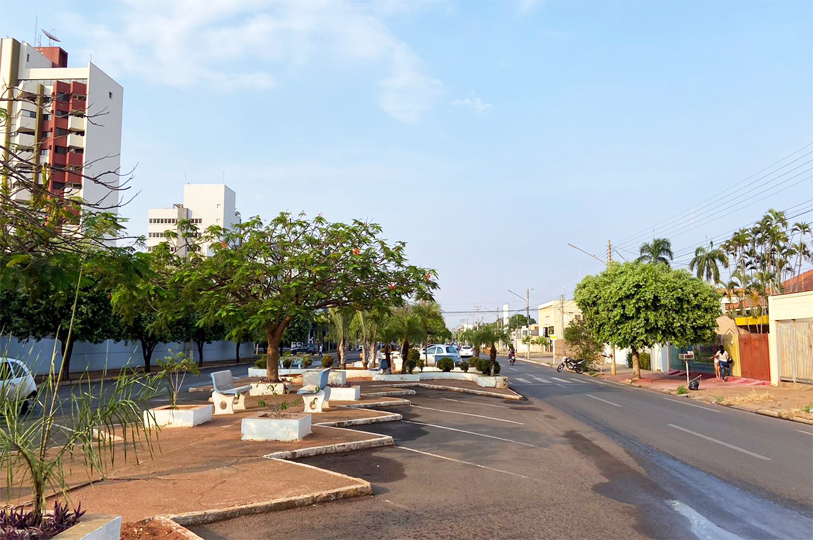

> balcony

[
  {"left": 66, "top": 168, "right": 83, "bottom": 185},
  {"left": 50, "top": 170, "right": 66, "bottom": 183},
  {"left": 51, "top": 152, "right": 67, "bottom": 166},
  {"left": 17, "top": 114, "right": 37, "bottom": 133},
  {"left": 68, "top": 152, "right": 83, "bottom": 167},
  {"left": 69, "top": 99, "right": 86, "bottom": 113},
  {"left": 67, "top": 133, "right": 84, "bottom": 148},
  {"left": 68, "top": 115, "right": 84, "bottom": 131}
]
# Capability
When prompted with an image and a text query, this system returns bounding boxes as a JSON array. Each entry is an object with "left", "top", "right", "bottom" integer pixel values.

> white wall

[
  {"left": 0, "top": 336, "right": 255, "bottom": 376},
  {"left": 768, "top": 291, "right": 813, "bottom": 385}
]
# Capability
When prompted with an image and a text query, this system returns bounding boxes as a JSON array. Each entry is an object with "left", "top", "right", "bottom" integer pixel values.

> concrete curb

[
  {"left": 167, "top": 480, "right": 372, "bottom": 527},
  {"left": 338, "top": 399, "right": 411, "bottom": 409},
  {"left": 262, "top": 428, "right": 394, "bottom": 460},
  {"left": 151, "top": 517, "right": 205, "bottom": 540},
  {"left": 394, "top": 383, "right": 526, "bottom": 401},
  {"left": 362, "top": 390, "right": 417, "bottom": 397},
  {"left": 315, "top": 412, "right": 402, "bottom": 427}
]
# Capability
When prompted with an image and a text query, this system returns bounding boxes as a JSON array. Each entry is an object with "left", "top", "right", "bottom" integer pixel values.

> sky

[{"left": 3, "top": 0, "right": 812, "bottom": 326}]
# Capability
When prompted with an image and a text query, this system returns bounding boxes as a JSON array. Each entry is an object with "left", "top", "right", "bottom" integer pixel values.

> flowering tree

[{"left": 180, "top": 213, "right": 436, "bottom": 381}]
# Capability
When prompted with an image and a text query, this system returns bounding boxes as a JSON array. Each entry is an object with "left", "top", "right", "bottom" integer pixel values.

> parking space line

[
  {"left": 410, "top": 405, "right": 523, "bottom": 425},
  {"left": 668, "top": 424, "right": 771, "bottom": 461},
  {"left": 402, "top": 420, "right": 537, "bottom": 447},
  {"left": 397, "top": 447, "right": 530, "bottom": 479},
  {"left": 551, "top": 377, "right": 572, "bottom": 384},
  {"left": 440, "top": 397, "right": 508, "bottom": 409},
  {"left": 664, "top": 397, "right": 721, "bottom": 413},
  {"left": 586, "top": 394, "right": 621, "bottom": 407},
  {"left": 531, "top": 376, "right": 551, "bottom": 383}
]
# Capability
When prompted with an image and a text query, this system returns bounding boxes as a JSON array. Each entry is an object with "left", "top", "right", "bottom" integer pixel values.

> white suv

[
  {"left": 1, "top": 358, "right": 38, "bottom": 413},
  {"left": 421, "top": 344, "right": 462, "bottom": 366}
]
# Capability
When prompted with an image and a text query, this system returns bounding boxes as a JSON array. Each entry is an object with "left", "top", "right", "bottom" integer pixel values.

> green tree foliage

[
  {"left": 689, "top": 241, "right": 728, "bottom": 283},
  {"left": 574, "top": 261, "right": 719, "bottom": 379},
  {"left": 508, "top": 313, "right": 536, "bottom": 332},
  {"left": 387, "top": 307, "right": 426, "bottom": 373},
  {"left": 179, "top": 213, "right": 436, "bottom": 381},
  {"left": 470, "top": 323, "right": 508, "bottom": 375},
  {"left": 282, "top": 314, "right": 313, "bottom": 347},
  {"left": 563, "top": 318, "right": 603, "bottom": 365},
  {"left": 637, "top": 238, "right": 674, "bottom": 266}
]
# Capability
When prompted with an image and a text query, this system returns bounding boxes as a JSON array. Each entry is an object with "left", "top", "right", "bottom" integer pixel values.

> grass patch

[
  {"left": 803, "top": 404, "right": 812, "bottom": 414},
  {"left": 676, "top": 385, "right": 687, "bottom": 395},
  {"left": 715, "top": 396, "right": 724, "bottom": 404},
  {"left": 722, "top": 390, "right": 776, "bottom": 406}
]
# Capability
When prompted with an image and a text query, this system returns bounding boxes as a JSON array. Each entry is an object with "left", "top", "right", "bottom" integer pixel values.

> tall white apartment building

[
  {"left": 147, "top": 184, "right": 240, "bottom": 256},
  {"left": 0, "top": 37, "right": 123, "bottom": 212}
]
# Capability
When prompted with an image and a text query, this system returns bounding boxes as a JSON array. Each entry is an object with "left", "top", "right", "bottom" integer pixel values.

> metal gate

[{"left": 776, "top": 318, "right": 813, "bottom": 383}]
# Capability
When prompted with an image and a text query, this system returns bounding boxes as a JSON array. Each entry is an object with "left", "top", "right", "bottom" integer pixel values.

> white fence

[{"left": 0, "top": 336, "right": 255, "bottom": 376}]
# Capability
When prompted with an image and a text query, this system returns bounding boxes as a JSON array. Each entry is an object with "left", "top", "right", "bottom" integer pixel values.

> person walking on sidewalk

[{"left": 714, "top": 345, "right": 731, "bottom": 381}]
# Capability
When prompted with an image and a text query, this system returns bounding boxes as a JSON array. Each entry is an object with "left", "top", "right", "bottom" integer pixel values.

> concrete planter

[
  {"left": 53, "top": 515, "right": 121, "bottom": 540},
  {"left": 329, "top": 371, "right": 347, "bottom": 385},
  {"left": 328, "top": 386, "right": 361, "bottom": 401},
  {"left": 241, "top": 412, "right": 311, "bottom": 442},
  {"left": 373, "top": 374, "right": 420, "bottom": 382},
  {"left": 475, "top": 376, "right": 508, "bottom": 388},
  {"left": 495, "top": 376, "right": 509, "bottom": 389},
  {"left": 143, "top": 404, "right": 212, "bottom": 428},
  {"left": 344, "top": 370, "right": 377, "bottom": 379},
  {"left": 249, "top": 382, "right": 287, "bottom": 396},
  {"left": 247, "top": 367, "right": 315, "bottom": 378}
]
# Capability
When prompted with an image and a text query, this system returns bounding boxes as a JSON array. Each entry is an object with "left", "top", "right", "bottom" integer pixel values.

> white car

[
  {"left": 459, "top": 345, "right": 474, "bottom": 358},
  {"left": 377, "top": 349, "right": 402, "bottom": 361},
  {"left": 422, "top": 344, "right": 462, "bottom": 366},
  {"left": 0, "top": 358, "right": 38, "bottom": 412}
]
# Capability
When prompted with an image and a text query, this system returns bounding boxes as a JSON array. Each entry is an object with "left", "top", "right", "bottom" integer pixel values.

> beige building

[
  {"left": 768, "top": 290, "right": 813, "bottom": 385},
  {"left": 537, "top": 299, "right": 582, "bottom": 340}
]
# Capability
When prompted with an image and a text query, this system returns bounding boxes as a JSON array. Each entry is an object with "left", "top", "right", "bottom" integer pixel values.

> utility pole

[
  {"left": 607, "top": 240, "right": 616, "bottom": 375},
  {"left": 526, "top": 288, "right": 531, "bottom": 360}
]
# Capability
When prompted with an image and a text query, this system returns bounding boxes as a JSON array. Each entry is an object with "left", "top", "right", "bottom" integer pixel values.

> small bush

[
  {"left": 302, "top": 354, "right": 313, "bottom": 367},
  {"left": 0, "top": 502, "right": 85, "bottom": 540},
  {"left": 626, "top": 351, "right": 651, "bottom": 370},
  {"left": 416, "top": 358, "right": 425, "bottom": 371},
  {"left": 321, "top": 355, "right": 334, "bottom": 368},
  {"left": 254, "top": 357, "right": 267, "bottom": 369},
  {"left": 804, "top": 404, "right": 812, "bottom": 414},
  {"left": 282, "top": 350, "right": 293, "bottom": 357},
  {"left": 492, "top": 361, "right": 501, "bottom": 375},
  {"left": 407, "top": 349, "right": 420, "bottom": 362},
  {"left": 460, "top": 361, "right": 469, "bottom": 372},
  {"left": 406, "top": 357, "right": 418, "bottom": 374},
  {"left": 437, "top": 357, "right": 454, "bottom": 372},
  {"left": 282, "top": 357, "right": 294, "bottom": 369},
  {"left": 715, "top": 396, "right": 724, "bottom": 404},
  {"left": 676, "top": 385, "right": 688, "bottom": 395}
]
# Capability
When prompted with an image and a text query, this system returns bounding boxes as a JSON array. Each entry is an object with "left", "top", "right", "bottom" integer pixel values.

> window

[
  {"left": 42, "top": 114, "right": 50, "bottom": 121},
  {"left": 54, "top": 146, "right": 67, "bottom": 155},
  {"left": 23, "top": 110, "right": 37, "bottom": 118},
  {"left": 57, "top": 93, "right": 70, "bottom": 102},
  {"left": 108, "top": 91, "right": 113, "bottom": 99},
  {"left": 70, "top": 148, "right": 83, "bottom": 154},
  {"left": 445, "top": 346, "right": 457, "bottom": 354},
  {"left": 55, "top": 128, "right": 68, "bottom": 136},
  {"left": 56, "top": 110, "right": 68, "bottom": 118}
]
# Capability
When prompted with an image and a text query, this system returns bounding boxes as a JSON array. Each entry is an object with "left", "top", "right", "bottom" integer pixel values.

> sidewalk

[{"left": 597, "top": 366, "right": 813, "bottom": 424}]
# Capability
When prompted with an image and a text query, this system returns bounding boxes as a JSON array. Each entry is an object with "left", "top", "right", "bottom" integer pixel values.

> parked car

[
  {"left": 377, "top": 349, "right": 402, "bottom": 361},
  {"left": 459, "top": 345, "right": 474, "bottom": 358},
  {"left": 421, "top": 344, "right": 462, "bottom": 366},
  {"left": 290, "top": 344, "right": 317, "bottom": 354},
  {"left": 0, "top": 358, "right": 38, "bottom": 413}
]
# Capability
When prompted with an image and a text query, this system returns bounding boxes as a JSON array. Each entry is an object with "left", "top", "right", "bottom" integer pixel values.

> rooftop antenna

[
  {"left": 34, "top": 16, "right": 38, "bottom": 45},
  {"left": 41, "top": 29, "right": 60, "bottom": 47}
]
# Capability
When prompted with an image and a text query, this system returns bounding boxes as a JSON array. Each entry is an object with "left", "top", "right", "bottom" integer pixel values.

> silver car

[
  {"left": 1, "top": 358, "right": 38, "bottom": 413},
  {"left": 422, "top": 344, "right": 462, "bottom": 366}
]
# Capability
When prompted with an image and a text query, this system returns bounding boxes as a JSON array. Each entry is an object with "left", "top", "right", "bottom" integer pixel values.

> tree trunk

[
  {"left": 401, "top": 340, "right": 410, "bottom": 373},
  {"left": 195, "top": 341, "right": 204, "bottom": 367},
  {"left": 632, "top": 348, "right": 641, "bottom": 379},
  {"left": 235, "top": 341, "right": 241, "bottom": 363},
  {"left": 384, "top": 344, "right": 392, "bottom": 374},
  {"left": 140, "top": 339, "right": 156, "bottom": 373},
  {"left": 489, "top": 343, "right": 497, "bottom": 376},
  {"left": 339, "top": 337, "right": 347, "bottom": 369},
  {"left": 59, "top": 338, "right": 74, "bottom": 382},
  {"left": 265, "top": 319, "right": 290, "bottom": 382},
  {"left": 361, "top": 339, "right": 370, "bottom": 369},
  {"left": 422, "top": 337, "right": 429, "bottom": 371}
]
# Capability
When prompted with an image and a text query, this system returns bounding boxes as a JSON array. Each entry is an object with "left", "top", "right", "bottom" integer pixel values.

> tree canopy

[
  {"left": 508, "top": 313, "right": 536, "bottom": 332},
  {"left": 574, "top": 261, "right": 719, "bottom": 378}
]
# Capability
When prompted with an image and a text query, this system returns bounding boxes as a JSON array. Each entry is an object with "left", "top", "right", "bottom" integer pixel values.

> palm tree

[
  {"left": 637, "top": 238, "right": 674, "bottom": 266},
  {"left": 388, "top": 308, "right": 425, "bottom": 373},
  {"left": 328, "top": 307, "right": 354, "bottom": 369},
  {"left": 354, "top": 309, "right": 384, "bottom": 369},
  {"left": 790, "top": 222, "right": 812, "bottom": 292},
  {"left": 412, "top": 300, "right": 443, "bottom": 370},
  {"left": 377, "top": 322, "right": 400, "bottom": 373},
  {"left": 689, "top": 241, "right": 729, "bottom": 283}
]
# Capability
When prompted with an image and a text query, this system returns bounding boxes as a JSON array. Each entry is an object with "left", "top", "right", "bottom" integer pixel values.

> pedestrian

[
  {"left": 713, "top": 345, "right": 730, "bottom": 381},
  {"left": 318, "top": 343, "right": 323, "bottom": 357}
]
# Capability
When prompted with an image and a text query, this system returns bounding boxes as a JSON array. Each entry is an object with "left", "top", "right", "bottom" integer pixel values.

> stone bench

[
  {"left": 211, "top": 371, "right": 252, "bottom": 415},
  {"left": 298, "top": 368, "right": 331, "bottom": 413}
]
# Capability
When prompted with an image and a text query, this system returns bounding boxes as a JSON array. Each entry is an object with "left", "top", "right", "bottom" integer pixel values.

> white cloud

[
  {"left": 66, "top": 0, "right": 442, "bottom": 122},
  {"left": 452, "top": 95, "right": 493, "bottom": 114}
]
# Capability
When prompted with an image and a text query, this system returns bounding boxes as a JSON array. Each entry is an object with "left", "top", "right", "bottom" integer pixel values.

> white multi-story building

[
  {"left": 0, "top": 37, "right": 123, "bottom": 212},
  {"left": 147, "top": 184, "right": 240, "bottom": 256}
]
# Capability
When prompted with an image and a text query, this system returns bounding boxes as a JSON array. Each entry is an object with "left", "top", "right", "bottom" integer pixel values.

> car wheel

[{"left": 20, "top": 392, "right": 36, "bottom": 415}]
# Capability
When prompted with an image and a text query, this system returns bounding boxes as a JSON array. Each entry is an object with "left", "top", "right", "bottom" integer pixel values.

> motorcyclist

[{"left": 508, "top": 345, "right": 516, "bottom": 365}]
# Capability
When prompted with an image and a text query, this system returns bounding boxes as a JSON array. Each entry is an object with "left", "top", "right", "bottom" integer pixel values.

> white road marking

[
  {"left": 796, "top": 430, "right": 813, "bottom": 436},
  {"left": 402, "top": 420, "right": 537, "bottom": 447},
  {"left": 515, "top": 378, "right": 532, "bottom": 384},
  {"left": 440, "top": 397, "right": 508, "bottom": 409},
  {"left": 669, "top": 501, "right": 745, "bottom": 540},
  {"left": 410, "top": 405, "right": 523, "bottom": 425},
  {"left": 397, "top": 446, "right": 530, "bottom": 479},
  {"left": 531, "top": 376, "right": 551, "bottom": 383},
  {"left": 664, "top": 397, "right": 722, "bottom": 413},
  {"left": 586, "top": 394, "right": 622, "bottom": 408},
  {"left": 551, "top": 377, "right": 572, "bottom": 384},
  {"left": 668, "top": 424, "right": 771, "bottom": 461}
]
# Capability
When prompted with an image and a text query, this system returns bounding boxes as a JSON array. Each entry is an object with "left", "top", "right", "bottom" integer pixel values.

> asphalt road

[{"left": 191, "top": 358, "right": 813, "bottom": 540}]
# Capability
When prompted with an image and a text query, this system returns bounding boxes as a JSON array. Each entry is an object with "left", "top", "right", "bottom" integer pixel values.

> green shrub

[
  {"left": 282, "top": 357, "right": 294, "bottom": 369},
  {"left": 416, "top": 358, "right": 425, "bottom": 371},
  {"left": 254, "top": 357, "right": 267, "bottom": 369},
  {"left": 492, "top": 361, "right": 501, "bottom": 375},
  {"left": 676, "top": 385, "right": 688, "bottom": 395},
  {"left": 282, "top": 350, "right": 293, "bottom": 357},
  {"left": 460, "top": 361, "right": 469, "bottom": 372},
  {"left": 407, "top": 349, "right": 420, "bottom": 362},
  {"left": 437, "top": 357, "right": 454, "bottom": 372},
  {"left": 302, "top": 354, "right": 313, "bottom": 367},
  {"left": 625, "top": 351, "right": 651, "bottom": 370},
  {"left": 406, "top": 356, "right": 418, "bottom": 374},
  {"left": 321, "top": 355, "right": 334, "bottom": 368}
]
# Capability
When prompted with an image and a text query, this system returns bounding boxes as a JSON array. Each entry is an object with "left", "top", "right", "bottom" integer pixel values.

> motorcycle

[
  {"left": 508, "top": 351, "right": 516, "bottom": 365},
  {"left": 557, "top": 356, "right": 584, "bottom": 374}
]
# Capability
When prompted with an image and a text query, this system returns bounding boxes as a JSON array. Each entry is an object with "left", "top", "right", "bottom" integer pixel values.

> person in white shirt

[{"left": 713, "top": 345, "right": 731, "bottom": 381}]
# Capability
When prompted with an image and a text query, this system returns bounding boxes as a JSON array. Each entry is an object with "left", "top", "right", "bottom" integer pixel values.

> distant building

[
  {"left": 0, "top": 37, "right": 123, "bottom": 214},
  {"left": 537, "top": 299, "right": 581, "bottom": 339},
  {"left": 147, "top": 184, "right": 240, "bottom": 256}
]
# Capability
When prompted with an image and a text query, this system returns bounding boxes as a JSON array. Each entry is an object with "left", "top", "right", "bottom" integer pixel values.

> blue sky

[{"left": 3, "top": 0, "right": 812, "bottom": 325}]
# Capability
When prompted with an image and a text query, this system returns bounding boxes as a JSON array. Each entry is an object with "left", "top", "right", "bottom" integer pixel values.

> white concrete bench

[
  {"left": 211, "top": 371, "right": 252, "bottom": 415},
  {"left": 297, "top": 368, "right": 331, "bottom": 413}
]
